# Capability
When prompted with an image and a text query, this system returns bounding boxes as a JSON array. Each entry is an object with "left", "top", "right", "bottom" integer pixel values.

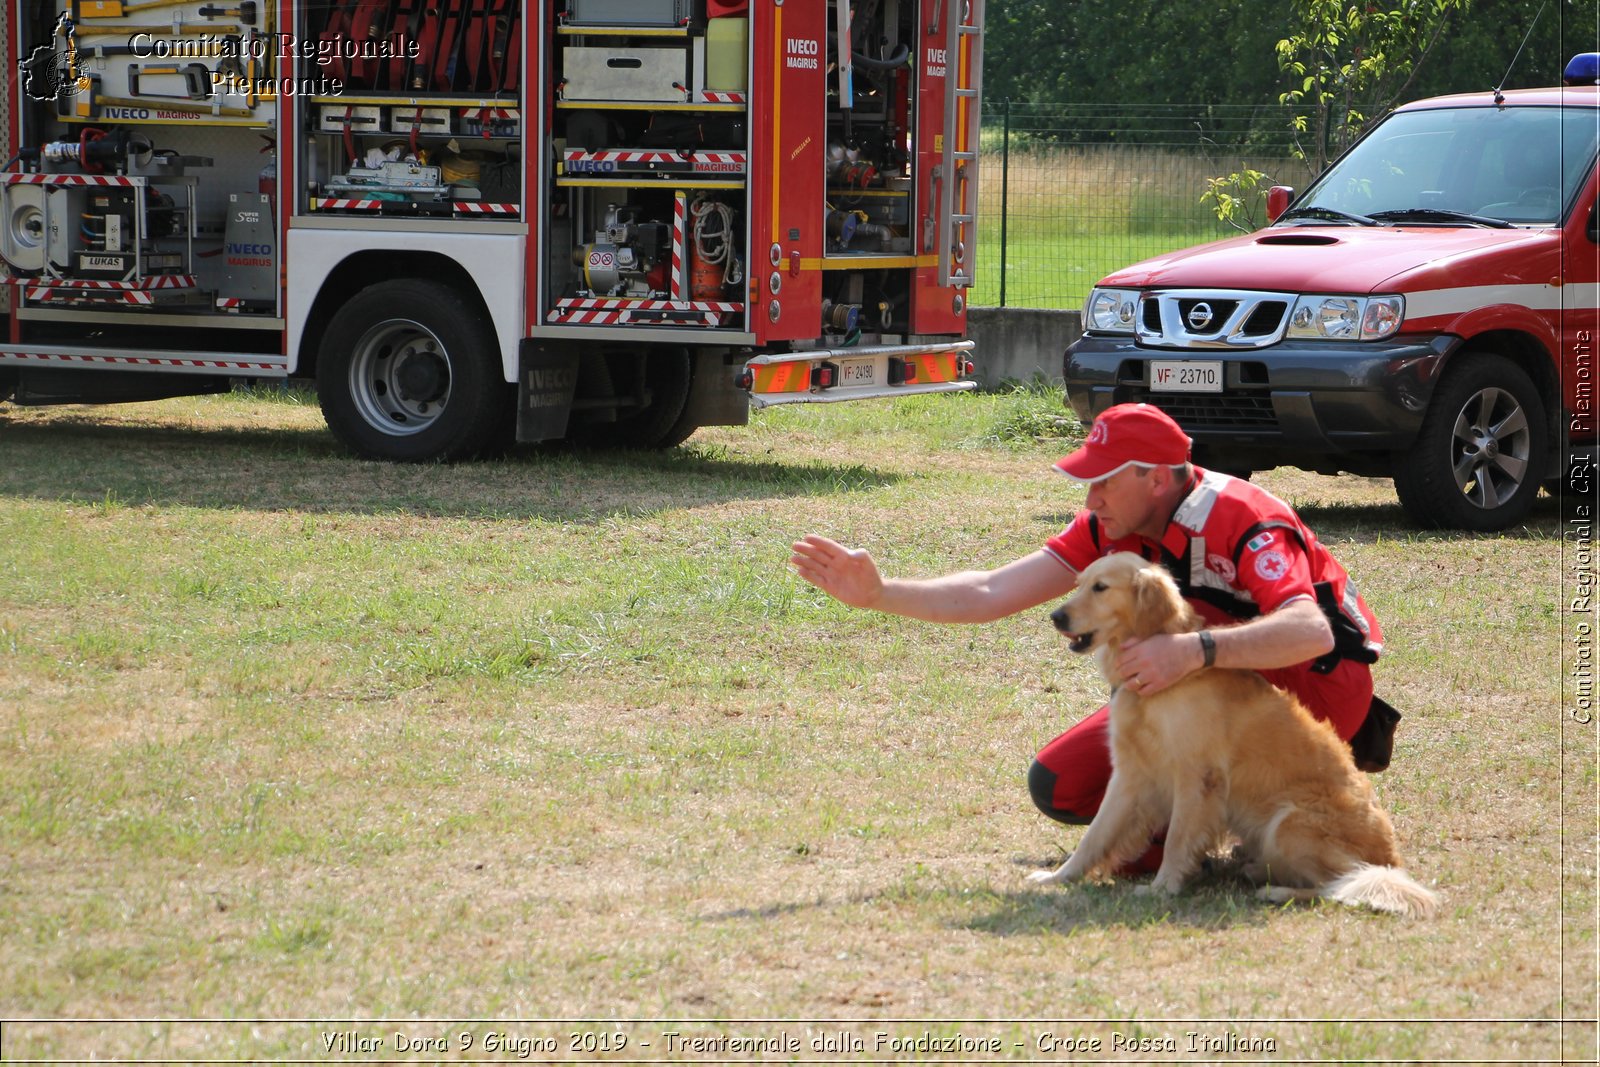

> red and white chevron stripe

[
  {"left": 696, "top": 91, "right": 746, "bottom": 104},
  {"left": 16, "top": 273, "right": 196, "bottom": 306},
  {"left": 3, "top": 173, "right": 140, "bottom": 187},
  {"left": 670, "top": 195, "right": 685, "bottom": 301},
  {"left": 0, "top": 349, "right": 281, "bottom": 371},
  {"left": 552, "top": 298, "right": 742, "bottom": 313},
  {"left": 25, "top": 287, "right": 153, "bottom": 304},
  {"left": 311, "top": 198, "right": 385, "bottom": 212},
  {"left": 549, "top": 306, "right": 723, "bottom": 326},
  {"left": 546, "top": 297, "right": 742, "bottom": 328},
  {"left": 453, "top": 202, "right": 519, "bottom": 216},
  {"left": 6, "top": 274, "right": 196, "bottom": 291}
]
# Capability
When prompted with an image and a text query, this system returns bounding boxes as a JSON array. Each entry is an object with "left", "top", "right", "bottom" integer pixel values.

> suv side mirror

[{"left": 1267, "top": 186, "right": 1295, "bottom": 223}]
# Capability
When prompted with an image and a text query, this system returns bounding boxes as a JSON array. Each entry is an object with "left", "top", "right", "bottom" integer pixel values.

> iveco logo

[{"left": 1186, "top": 302, "right": 1216, "bottom": 331}]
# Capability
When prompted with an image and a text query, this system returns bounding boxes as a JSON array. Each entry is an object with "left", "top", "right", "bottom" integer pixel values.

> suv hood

[{"left": 1100, "top": 225, "right": 1560, "bottom": 293}]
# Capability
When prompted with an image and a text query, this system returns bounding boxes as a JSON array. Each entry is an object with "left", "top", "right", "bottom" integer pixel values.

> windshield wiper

[
  {"left": 1278, "top": 205, "right": 1377, "bottom": 226},
  {"left": 1368, "top": 208, "right": 1514, "bottom": 229}
]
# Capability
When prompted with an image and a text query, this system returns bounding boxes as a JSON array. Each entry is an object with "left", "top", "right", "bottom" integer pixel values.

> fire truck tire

[
  {"left": 648, "top": 351, "right": 703, "bottom": 450},
  {"left": 318, "top": 279, "right": 506, "bottom": 462},
  {"left": 576, "top": 348, "right": 694, "bottom": 449},
  {"left": 1392, "top": 352, "right": 1547, "bottom": 532}
]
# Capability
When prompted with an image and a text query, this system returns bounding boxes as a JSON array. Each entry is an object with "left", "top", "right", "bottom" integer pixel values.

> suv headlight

[
  {"left": 1286, "top": 295, "right": 1404, "bottom": 341},
  {"left": 1085, "top": 287, "right": 1138, "bottom": 333}
]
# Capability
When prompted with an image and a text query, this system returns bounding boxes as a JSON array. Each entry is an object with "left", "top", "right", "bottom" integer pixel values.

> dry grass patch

[{"left": 0, "top": 387, "right": 1590, "bottom": 1062}]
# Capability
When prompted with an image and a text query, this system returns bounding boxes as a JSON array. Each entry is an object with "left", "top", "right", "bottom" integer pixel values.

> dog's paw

[
  {"left": 1139, "top": 878, "right": 1183, "bottom": 897},
  {"left": 1026, "top": 868, "right": 1067, "bottom": 886},
  {"left": 1255, "top": 884, "right": 1297, "bottom": 904}
]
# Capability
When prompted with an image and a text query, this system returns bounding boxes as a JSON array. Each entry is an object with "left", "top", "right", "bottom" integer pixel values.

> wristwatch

[{"left": 1198, "top": 630, "right": 1217, "bottom": 668}]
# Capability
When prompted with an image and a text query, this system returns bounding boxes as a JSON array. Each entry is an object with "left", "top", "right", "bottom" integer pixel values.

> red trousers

[{"left": 1027, "top": 659, "right": 1374, "bottom": 873}]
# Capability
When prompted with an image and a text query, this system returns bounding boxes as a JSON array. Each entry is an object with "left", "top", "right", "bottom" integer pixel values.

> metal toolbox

[
  {"left": 567, "top": 0, "right": 701, "bottom": 26},
  {"left": 561, "top": 45, "right": 688, "bottom": 102}
]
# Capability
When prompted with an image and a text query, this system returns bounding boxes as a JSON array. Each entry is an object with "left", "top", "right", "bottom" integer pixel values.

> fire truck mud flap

[
  {"left": 738, "top": 340, "right": 977, "bottom": 407},
  {"left": 517, "top": 341, "right": 580, "bottom": 444}
]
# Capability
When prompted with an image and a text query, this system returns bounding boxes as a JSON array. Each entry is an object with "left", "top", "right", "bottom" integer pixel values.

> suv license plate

[
  {"left": 1149, "top": 360, "right": 1224, "bottom": 393},
  {"left": 837, "top": 358, "right": 877, "bottom": 387}
]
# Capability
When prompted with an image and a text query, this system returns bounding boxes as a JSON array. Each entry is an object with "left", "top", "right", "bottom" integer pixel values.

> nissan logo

[{"left": 1186, "top": 302, "right": 1215, "bottom": 331}]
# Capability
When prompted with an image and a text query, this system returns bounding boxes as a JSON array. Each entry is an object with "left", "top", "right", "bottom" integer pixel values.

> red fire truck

[
  {"left": 0, "top": 0, "right": 982, "bottom": 460},
  {"left": 1066, "top": 53, "right": 1600, "bottom": 532}
]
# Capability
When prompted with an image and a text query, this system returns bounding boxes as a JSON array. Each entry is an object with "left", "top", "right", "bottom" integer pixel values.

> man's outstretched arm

[{"left": 791, "top": 535, "right": 1078, "bottom": 624}]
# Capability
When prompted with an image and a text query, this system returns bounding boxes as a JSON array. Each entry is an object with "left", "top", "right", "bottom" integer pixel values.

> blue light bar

[{"left": 1564, "top": 53, "right": 1600, "bottom": 85}]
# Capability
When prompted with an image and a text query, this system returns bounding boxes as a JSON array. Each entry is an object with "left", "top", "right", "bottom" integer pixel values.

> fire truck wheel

[
  {"left": 578, "top": 347, "right": 694, "bottom": 449},
  {"left": 1392, "top": 352, "right": 1548, "bottom": 532},
  {"left": 647, "top": 350, "right": 703, "bottom": 449},
  {"left": 318, "top": 280, "right": 505, "bottom": 462}
]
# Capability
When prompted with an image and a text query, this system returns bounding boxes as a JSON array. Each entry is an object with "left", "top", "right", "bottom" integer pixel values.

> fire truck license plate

[
  {"left": 837, "top": 359, "right": 877, "bottom": 386},
  {"left": 1149, "top": 360, "right": 1224, "bottom": 393}
]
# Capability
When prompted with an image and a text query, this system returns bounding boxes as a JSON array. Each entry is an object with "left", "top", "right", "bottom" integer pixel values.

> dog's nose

[{"left": 1050, "top": 605, "right": 1071, "bottom": 633}]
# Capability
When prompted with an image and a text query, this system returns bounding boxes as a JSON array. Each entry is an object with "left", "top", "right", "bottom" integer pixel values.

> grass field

[
  {"left": 0, "top": 387, "right": 1594, "bottom": 1063},
  {"left": 968, "top": 145, "right": 1319, "bottom": 309}
]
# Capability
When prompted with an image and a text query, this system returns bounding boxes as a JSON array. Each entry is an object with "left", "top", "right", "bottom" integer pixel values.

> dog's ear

[{"left": 1131, "top": 567, "right": 1183, "bottom": 637}]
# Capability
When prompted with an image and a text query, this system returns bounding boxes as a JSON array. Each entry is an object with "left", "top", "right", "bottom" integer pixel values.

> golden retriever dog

[{"left": 1028, "top": 552, "right": 1437, "bottom": 918}]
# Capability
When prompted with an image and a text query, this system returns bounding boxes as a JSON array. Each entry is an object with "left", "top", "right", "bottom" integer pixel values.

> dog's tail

[{"left": 1322, "top": 863, "right": 1439, "bottom": 919}]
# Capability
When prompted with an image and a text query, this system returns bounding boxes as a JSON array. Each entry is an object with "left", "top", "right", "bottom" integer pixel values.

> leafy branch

[
  {"left": 1204, "top": 0, "right": 1467, "bottom": 228},
  {"left": 1201, "top": 169, "right": 1273, "bottom": 233}
]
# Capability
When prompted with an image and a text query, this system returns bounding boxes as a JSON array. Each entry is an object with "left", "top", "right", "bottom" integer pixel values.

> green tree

[
  {"left": 982, "top": 0, "right": 1288, "bottom": 110},
  {"left": 981, "top": 0, "right": 1582, "bottom": 114},
  {"left": 1276, "top": 0, "right": 1470, "bottom": 171},
  {"left": 1409, "top": 0, "right": 1577, "bottom": 96}
]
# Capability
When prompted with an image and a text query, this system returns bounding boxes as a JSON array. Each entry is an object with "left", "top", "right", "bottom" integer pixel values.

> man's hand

[
  {"left": 1114, "top": 597, "right": 1335, "bottom": 694},
  {"left": 790, "top": 534, "right": 885, "bottom": 610},
  {"left": 1115, "top": 632, "right": 1205, "bottom": 695}
]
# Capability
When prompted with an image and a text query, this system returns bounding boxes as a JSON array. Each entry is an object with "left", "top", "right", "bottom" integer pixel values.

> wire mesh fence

[{"left": 971, "top": 103, "right": 1319, "bottom": 310}]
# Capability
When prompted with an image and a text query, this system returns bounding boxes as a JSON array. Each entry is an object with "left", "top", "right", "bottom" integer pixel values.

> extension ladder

[{"left": 937, "top": 0, "right": 983, "bottom": 289}]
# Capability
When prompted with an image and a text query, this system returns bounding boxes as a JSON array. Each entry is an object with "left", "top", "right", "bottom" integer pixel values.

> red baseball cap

[{"left": 1054, "top": 404, "right": 1192, "bottom": 481}]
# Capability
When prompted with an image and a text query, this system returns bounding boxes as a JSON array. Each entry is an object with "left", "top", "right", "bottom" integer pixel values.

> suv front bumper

[{"left": 1063, "top": 333, "right": 1457, "bottom": 474}]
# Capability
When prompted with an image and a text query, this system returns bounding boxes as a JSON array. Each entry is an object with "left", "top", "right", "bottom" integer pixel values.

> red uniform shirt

[
  {"left": 1044, "top": 467, "right": 1383, "bottom": 667},
  {"left": 1030, "top": 467, "right": 1382, "bottom": 827}
]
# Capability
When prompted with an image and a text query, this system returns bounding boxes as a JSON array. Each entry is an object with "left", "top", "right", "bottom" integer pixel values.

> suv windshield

[{"left": 1284, "top": 104, "right": 1600, "bottom": 226}]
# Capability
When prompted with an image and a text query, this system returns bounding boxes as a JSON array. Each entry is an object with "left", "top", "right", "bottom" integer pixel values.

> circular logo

[
  {"left": 1206, "top": 553, "right": 1237, "bottom": 583},
  {"left": 1254, "top": 550, "right": 1289, "bottom": 582},
  {"left": 1186, "top": 302, "right": 1215, "bottom": 331}
]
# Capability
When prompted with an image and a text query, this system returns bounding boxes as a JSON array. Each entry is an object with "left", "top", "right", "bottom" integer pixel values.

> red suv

[{"left": 1065, "top": 54, "right": 1600, "bottom": 530}]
